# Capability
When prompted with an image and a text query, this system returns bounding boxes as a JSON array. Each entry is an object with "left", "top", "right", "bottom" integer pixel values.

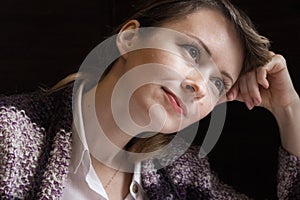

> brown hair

[
  {"left": 119, "top": 0, "right": 272, "bottom": 154},
  {"left": 50, "top": 0, "right": 271, "bottom": 155},
  {"left": 115, "top": 0, "right": 270, "bottom": 74}
]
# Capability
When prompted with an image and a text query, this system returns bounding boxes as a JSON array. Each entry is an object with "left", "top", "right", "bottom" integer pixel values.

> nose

[{"left": 181, "top": 79, "right": 206, "bottom": 99}]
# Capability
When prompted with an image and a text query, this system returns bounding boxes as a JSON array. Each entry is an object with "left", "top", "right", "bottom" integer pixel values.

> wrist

[
  {"left": 272, "top": 97, "right": 300, "bottom": 158},
  {"left": 271, "top": 95, "right": 300, "bottom": 121}
]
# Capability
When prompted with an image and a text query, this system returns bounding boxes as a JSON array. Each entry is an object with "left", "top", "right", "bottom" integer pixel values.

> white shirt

[{"left": 62, "top": 81, "right": 146, "bottom": 200}]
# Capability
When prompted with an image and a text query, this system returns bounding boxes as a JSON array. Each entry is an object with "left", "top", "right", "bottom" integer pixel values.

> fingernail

[
  {"left": 227, "top": 92, "right": 234, "bottom": 101},
  {"left": 246, "top": 102, "right": 254, "bottom": 110},
  {"left": 253, "top": 98, "right": 260, "bottom": 106}
]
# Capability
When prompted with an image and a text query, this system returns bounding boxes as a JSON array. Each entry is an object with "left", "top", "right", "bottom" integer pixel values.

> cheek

[
  {"left": 128, "top": 85, "right": 163, "bottom": 127},
  {"left": 130, "top": 85, "right": 157, "bottom": 105},
  {"left": 194, "top": 98, "right": 216, "bottom": 121},
  {"left": 148, "top": 51, "right": 189, "bottom": 73},
  {"left": 129, "top": 84, "right": 164, "bottom": 114}
]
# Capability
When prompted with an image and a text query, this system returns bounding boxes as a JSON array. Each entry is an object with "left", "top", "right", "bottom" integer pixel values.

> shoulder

[
  {"left": 0, "top": 86, "right": 73, "bottom": 129},
  {"left": 0, "top": 86, "right": 74, "bottom": 152},
  {"left": 146, "top": 137, "right": 210, "bottom": 171},
  {"left": 141, "top": 143, "right": 212, "bottom": 199},
  {"left": 0, "top": 94, "right": 48, "bottom": 198},
  {"left": 142, "top": 137, "right": 211, "bottom": 179},
  {"left": 166, "top": 145, "right": 211, "bottom": 181},
  {"left": 0, "top": 86, "right": 73, "bottom": 111},
  {"left": 0, "top": 104, "right": 47, "bottom": 163},
  {"left": 0, "top": 87, "right": 74, "bottom": 198},
  {"left": 0, "top": 92, "right": 51, "bottom": 162}
]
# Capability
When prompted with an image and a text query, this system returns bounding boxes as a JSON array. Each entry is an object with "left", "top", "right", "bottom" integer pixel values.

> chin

[{"left": 158, "top": 120, "right": 187, "bottom": 134}]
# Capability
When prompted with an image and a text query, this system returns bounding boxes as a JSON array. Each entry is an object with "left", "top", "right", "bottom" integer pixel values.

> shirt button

[{"left": 132, "top": 183, "right": 139, "bottom": 193}]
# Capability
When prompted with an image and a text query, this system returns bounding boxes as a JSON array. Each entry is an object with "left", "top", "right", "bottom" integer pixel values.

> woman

[{"left": 0, "top": 0, "right": 299, "bottom": 199}]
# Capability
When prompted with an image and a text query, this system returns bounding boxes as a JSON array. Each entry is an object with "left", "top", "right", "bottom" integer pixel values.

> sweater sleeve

[
  {"left": 277, "top": 147, "right": 300, "bottom": 199},
  {"left": 173, "top": 147, "right": 253, "bottom": 200},
  {"left": 142, "top": 145, "right": 252, "bottom": 199}
]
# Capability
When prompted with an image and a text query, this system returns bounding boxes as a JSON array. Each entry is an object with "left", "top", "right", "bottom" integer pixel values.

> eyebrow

[
  {"left": 221, "top": 71, "right": 234, "bottom": 85},
  {"left": 186, "top": 33, "right": 234, "bottom": 85},
  {"left": 185, "top": 33, "right": 212, "bottom": 57}
]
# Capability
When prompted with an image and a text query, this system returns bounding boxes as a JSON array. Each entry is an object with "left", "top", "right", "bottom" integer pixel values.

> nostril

[
  {"left": 182, "top": 80, "right": 205, "bottom": 99},
  {"left": 185, "top": 84, "right": 195, "bottom": 92}
]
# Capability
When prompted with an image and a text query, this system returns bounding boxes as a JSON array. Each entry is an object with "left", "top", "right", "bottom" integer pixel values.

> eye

[
  {"left": 182, "top": 44, "right": 200, "bottom": 62},
  {"left": 211, "top": 78, "right": 225, "bottom": 96}
]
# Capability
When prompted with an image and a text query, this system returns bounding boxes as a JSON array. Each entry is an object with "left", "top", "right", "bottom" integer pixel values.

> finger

[
  {"left": 256, "top": 66, "right": 269, "bottom": 89},
  {"left": 226, "top": 81, "right": 239, "bottom": 101},
  {"left": 231, "top": 86, "right": 245, "bottom": 102},
  {"left": 227, "top": 79, "right": 244, "bottom": 102},
  {"left": 246, "top": 71, "right": 262, "bottom": 106},
  {"left": 269, "top": 51, "right": 275, "bottom": 57},
  {"left": 235, "top": 92, "right": 244, "bottom": 103},
  {"left": 239, "top": 74, "right": 254, "bottom": 110},
  {"left": 264, "top": 54, "right": 287, "bottom": 75}
]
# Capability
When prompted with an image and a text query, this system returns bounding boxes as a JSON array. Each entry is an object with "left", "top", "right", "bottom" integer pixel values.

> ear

[{"left": 116, "top": 20, "right": 140, "bottom": 60}]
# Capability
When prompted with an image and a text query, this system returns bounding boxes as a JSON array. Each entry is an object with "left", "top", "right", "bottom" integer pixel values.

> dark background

[{"left": 0, "top": 0, "right": 299, "bottom": 199}]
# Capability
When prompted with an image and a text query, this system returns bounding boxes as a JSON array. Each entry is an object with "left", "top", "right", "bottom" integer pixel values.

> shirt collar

[{"left": 72, "top": 81, "right": 89, "bottom": 173}]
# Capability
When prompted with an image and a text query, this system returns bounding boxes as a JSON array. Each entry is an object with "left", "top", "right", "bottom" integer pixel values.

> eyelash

[
  {"left": 211, "top": 77, "right": 230, "bottom": 96},
  {"left": 181, "top": 42, "right": 232, "bottom": 97},
  {"left": 181, "top": 43, "right": 201, "bottom": 63},
  {"left": 183, "top": 43, "right": 231, "bottom": 96}
]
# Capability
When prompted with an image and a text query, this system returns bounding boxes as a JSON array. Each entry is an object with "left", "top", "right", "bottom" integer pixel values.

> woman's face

[{"left": 116, "top": 9, "right": 243, "bottom": 133}]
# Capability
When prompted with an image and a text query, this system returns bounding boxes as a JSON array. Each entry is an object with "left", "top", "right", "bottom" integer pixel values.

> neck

[
  {"left": 81, "top": 61, "right": 137, "bottom": 198},
  {"left": 95, "top": 73, "right": 134, "bottom": 150},
  {"left": 91, "top": 155, "right": 133, "bottom": 200},
  {"left": 82, "top": 61, "right": 139, "bottom": 165}
]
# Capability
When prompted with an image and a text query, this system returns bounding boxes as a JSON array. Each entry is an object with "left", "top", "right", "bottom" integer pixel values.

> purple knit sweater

[{"left": 0, "top": 87, "right": 299, "bottom": 199}]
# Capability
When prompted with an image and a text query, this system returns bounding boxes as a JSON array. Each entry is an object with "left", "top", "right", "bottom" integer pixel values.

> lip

[{"left": 162, "top": 87, "right": 187, "bottom": 116}]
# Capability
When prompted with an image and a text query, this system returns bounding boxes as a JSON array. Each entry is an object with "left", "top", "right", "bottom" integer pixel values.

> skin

[
  {"left": 91, "top": 9, "right": 244, "bottom": 199},
  {"left": 228, "top": 53, "right": 300, "bottom": 159},
  {"left": 112, "top": 9, "right": 243, "bottom": 134},
  {"left": 89, "top": 8, "right": 300, "bottom": 200}
]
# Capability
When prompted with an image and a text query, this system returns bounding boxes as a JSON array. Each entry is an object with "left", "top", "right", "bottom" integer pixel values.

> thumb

[{"left": 226, "top": 81, "right": 245, "bottom": 103}]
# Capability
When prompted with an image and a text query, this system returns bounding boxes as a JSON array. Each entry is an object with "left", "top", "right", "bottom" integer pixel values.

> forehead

[{"left": 160, "top": 8, "right": 244, "bottom": 82}]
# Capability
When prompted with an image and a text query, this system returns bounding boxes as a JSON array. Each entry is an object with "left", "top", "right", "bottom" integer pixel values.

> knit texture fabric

[
  {"left": 0, "top": 86, "right": 299, "bottom": 199},
  {"left": 0, "top": 88, "right": 73, "bottom": 199},
  {"left": 141, "top": 144, "right": 300, "bottom": 200}
]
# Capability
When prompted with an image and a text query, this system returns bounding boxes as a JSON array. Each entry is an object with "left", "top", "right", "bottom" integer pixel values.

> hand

[
  {"left": 227, "top": 52, "right": 300, "bottom": 157},
  {"left": 227, "top": 52, "right": 299, "bottom": 114}
]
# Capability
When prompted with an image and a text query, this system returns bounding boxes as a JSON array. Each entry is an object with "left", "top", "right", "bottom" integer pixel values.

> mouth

[{"left": 162, "top": 87, "right": 187, "bottom": 116}]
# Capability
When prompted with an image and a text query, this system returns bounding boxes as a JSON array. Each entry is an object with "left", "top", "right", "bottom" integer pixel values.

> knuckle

[
  {"left": 248, "top": 88, "right": 258, "bottom": 97},
  {"left": 269, "top": 51, "right": 275, "bottom": 56},
  {"left": 239, "top": 89, "right": 249, "bottom": 97},
  {"left": 256, "top": 66, "right": 265, "bottom": 73},
  {"left": 274, "top": 54, "right": 287, "bottom": 65}
]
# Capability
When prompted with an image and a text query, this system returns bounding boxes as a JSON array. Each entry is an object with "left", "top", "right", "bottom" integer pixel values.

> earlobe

[{"left": 116, "top": 20, "right": 140, "bottom": 59}]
